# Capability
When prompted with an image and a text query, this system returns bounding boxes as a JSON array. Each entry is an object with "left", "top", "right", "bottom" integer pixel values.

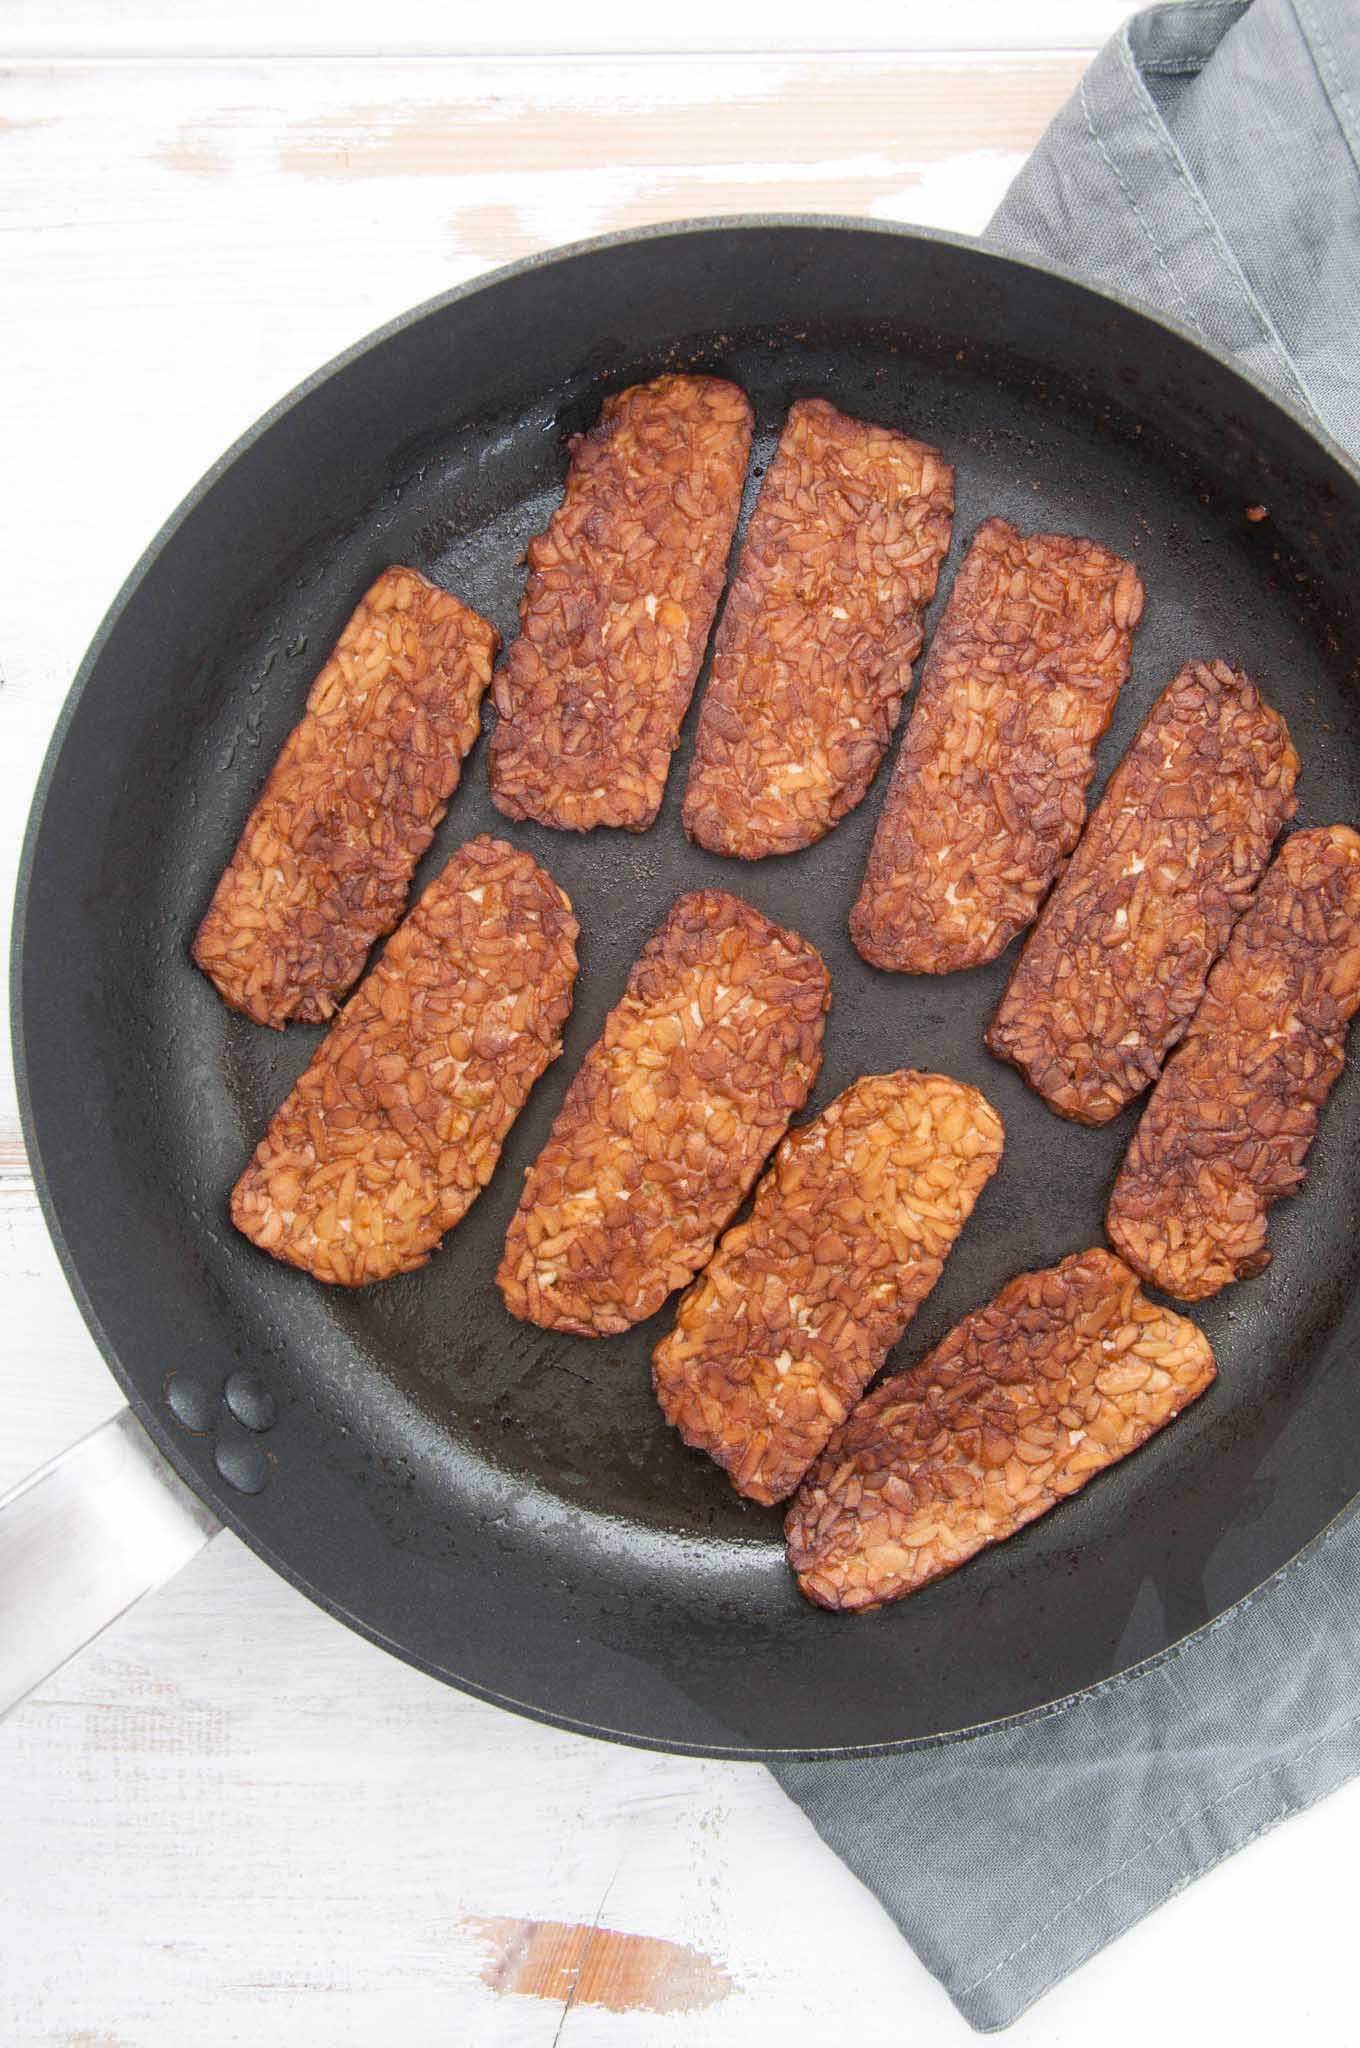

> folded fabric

[{"left": 771, "top": 0, "right": 1360, "bottom": 2027}]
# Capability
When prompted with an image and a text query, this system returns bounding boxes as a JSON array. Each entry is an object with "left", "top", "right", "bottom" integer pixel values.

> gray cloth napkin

[{"left": 772, "top": 1, "right": 1360, "bottom": 2028}]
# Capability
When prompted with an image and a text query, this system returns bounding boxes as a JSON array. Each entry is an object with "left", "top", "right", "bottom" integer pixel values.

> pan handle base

[{"left": 0, "top": 1409, "right": 220, "bottom": 1719}]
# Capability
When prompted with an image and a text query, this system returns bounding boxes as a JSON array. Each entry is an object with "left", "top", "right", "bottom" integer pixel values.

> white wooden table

[{"left": 4, "top": 7, "right": 1359, "bottom": 2041}]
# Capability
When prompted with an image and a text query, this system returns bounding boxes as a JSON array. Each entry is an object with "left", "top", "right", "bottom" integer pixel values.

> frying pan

[{"left": 12, "top": 218, "right": 1360, "bottom": 1757}]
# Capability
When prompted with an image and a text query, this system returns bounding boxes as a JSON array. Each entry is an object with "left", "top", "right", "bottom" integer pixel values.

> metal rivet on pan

[
  {"left": 213, "top": 1433, "right": 270, "bottom": 1495},
  {"left": 164, "top": 1371, "right": 219, "bottom": 1434},
  {"left": 224, "top": 1370, "right": 277, "bottom": 1433}
]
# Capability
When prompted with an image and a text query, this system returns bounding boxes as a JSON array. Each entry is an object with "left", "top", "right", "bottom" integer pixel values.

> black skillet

[{"left": 15, "top": 219, "right": 1360, "bottom": 1757}]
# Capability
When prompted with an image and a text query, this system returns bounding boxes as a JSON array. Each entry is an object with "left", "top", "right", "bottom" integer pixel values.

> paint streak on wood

[
  {"left": 463, "top": 1913, "right": 736, "bottom": 2015},
  {"left": 447, "top": 202, "right": 544, "bottom": 259},
  {"left": 150, "top": 107, "right": 252, "bottom": 177},
  {"left": 0, "top": 1121, "right": 32, "bottom": 1177},
  {"left": 152, "top": 138, "right": 228, "bottom": 177},
  {"left": 274, "top": 61, "right": 1083, "bottom": 180}
]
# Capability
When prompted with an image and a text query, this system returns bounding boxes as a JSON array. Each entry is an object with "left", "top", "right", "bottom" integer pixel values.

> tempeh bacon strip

[
  {"left": 987, "top": 661, "right": 1298, "bottom": 1123},
  {"left": 231, "top": 836, "right": 578, "bottom": 1286},
  {"left": 1107, "top": 825, "right": 1360, "bottom": 1300},
  {"left": 785, "top": 1249, "right": 1214, "bottom": 1613},
  {"left": 850, "top": 518, "right": 1144, "bottom": 973},
  {"left": 194, "top": 565, "right": 500, "bottom": 1027},
  {"left": 497, "top": 889, "right": 830, "bottom": 1336},
  {"left": 653, "top": 1071, "right": 1004, "bottom": 1505},
  {"left": 488, "top": 373, "right": 753, "bottom": 832},
  {"left": 682, "top": 398, "right": 954, "bottom": 858}
]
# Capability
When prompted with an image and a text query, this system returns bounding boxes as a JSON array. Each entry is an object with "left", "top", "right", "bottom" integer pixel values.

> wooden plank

[
  {"left": 4, "top": 1528, "right": 1360, "bottom": 2047},
  {"left": 0, "top": 1535, "right": 936, "bottom": 2048},
  {"left": 1, "top": 1, "right": 1133, "bottom": 58},
  {"left": 273, "top": 59, "right": 1079, "bottom": 185}
]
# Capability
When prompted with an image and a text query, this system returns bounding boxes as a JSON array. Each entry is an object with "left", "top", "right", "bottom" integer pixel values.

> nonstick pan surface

[{"left": 16, "top": 219, "right": 1360, "bottom": 1756}]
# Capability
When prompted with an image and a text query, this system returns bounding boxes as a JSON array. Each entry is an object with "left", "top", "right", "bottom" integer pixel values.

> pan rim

[{"left": 13, "top": 212, "right": 1360, "bottom": 1757}]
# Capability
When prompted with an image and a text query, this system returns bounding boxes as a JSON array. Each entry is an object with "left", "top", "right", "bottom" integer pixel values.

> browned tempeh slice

[
  {"left": 652, "top": 1072, "right": 1004, "bottom": 1506},
  {"left": 1107, "top": 826, "right": 1360, "bottom": 1300},
  {"left": 682, "top": 399, "right": 954, "bottom": 858},
  {"left": 850, "top": 518, "right": 1144, "bottom": 972},
  {"left": 231, "top": 836, "right": 578, "bottom": 1286},
  {"left": 193, "top": 566, "right": 499, "bottom": 1028},
  {"left": 497, "top": 890, "right": 830, "bottom": 1336},
  {"left": 987, "top": 662, "right": 1299, "bottom": 1124},
  {"left": 785, "top": 1249, "right": 1214, "bottom": 1612},
  {"left": 487, "top": 374, "right": 753, "bottom": 833}
]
